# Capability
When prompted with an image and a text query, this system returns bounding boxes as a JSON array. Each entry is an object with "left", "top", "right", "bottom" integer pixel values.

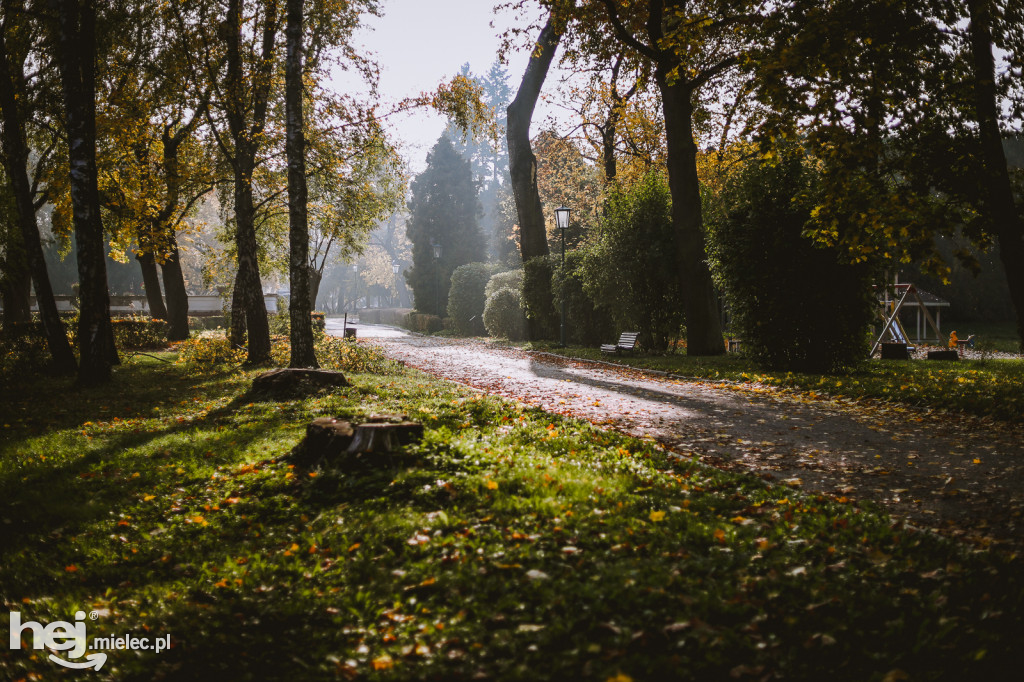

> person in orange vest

[{"left": 948, "top": 330, "right": 958, "bottom": 349}]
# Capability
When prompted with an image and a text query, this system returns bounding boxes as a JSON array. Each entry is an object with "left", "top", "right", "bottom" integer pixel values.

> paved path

[{"left": 330, "top": 322, "right": 1024, "bottom": 550}]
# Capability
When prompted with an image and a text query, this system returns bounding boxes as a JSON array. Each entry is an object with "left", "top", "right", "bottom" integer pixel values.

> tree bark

[
  {"left": 1, "top": 255, "right": 32, "bottom": 325},
  {"left": 224, "top": 0, "right": 273, "bottom": 363},
  {"left": 135, "top": 241, "right": 167, "bottom": 319},
  {"left": 2, "top": 7, "right": 72, "bottom": 371},
  {"left": 1, "top": 12, "right": 76, "bottom": 371},
  {"left": 157, "top": 124, "right": 192, "bottom": 341},
  {"left": 507, "top": 14, "right": 560, "bottom": 340},
  {"left": 50, "top": 0, "right": 118, "bottom": 385},
  {"left": 308, "top": 265, "right": 322, "bottom": 311},
  {"left": 160, "top": 234, "right": 190, "bottom": 340},
  {"left": 285, "top": 0, "right": 317, "bottom": 368},
  {"left": 656, "top": 76, "right": 725, "bottom": 356},
  {"left": 967, "top": 0, "right": 1024, "bottom": 348}
]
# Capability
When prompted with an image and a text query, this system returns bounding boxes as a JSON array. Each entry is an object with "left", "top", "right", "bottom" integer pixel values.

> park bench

[{"left": 601, "top": 331, "right": 639, "bottom": 355}]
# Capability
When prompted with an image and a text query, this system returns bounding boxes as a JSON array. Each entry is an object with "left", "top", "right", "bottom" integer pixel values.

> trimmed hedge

[
  {"left": 485, "top": 270, "right": 523, "bottom": 299},
  {"left": 447, "top": 262, "right": 494, "bottom": 336},
  {"left": 483, "top": 288, "right": 526, "bottom": 341}
]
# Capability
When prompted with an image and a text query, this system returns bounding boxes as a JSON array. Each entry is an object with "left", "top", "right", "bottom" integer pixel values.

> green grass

[
  {"left": 534, "top": 344, "right": 1024, "bottom": 423},
  {"left": 1, "top": 353, "right": 1022, "bottom": 680}
]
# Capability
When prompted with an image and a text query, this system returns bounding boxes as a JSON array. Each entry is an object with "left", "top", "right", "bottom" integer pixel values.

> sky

[{"left": 336, "top": 0, "right": 540, "bottom": 171}]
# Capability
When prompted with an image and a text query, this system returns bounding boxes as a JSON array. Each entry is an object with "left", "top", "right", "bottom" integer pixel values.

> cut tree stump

[
  {"left": 289, "top": 413, "right": 423, "bottom": 470},
  {"left": 250, "top": 368, "right": 349, "bottom": 399}
]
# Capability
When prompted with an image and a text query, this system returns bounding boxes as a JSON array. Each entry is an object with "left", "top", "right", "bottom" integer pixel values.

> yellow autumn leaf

[
  {"left": 485, "top": 479, "right": 499, "bottom": 490},
  {"left": 605, "top": 674, "right": 634, "bottom": 682},
  {"left": 649, "top": 510, "right": 666, "bottom": 522},
  {"left": 143, "top": 494, "right": 156, "bottom": 501},
  {"left": 371, "top": 654, "right": 394, "bottom": 670}
]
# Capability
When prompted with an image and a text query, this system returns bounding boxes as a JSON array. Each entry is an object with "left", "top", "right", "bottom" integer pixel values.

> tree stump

[
  {"left": 880, "top": 343, "right": 910, "bottom": 360},
  {"left": 250, "top": 368, "right": 349, "bottom": 399},
  {"left": 290, "top": 413, "right": 424, "bottom": 470}
]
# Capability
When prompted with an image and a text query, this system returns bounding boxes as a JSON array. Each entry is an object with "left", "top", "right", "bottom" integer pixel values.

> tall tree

[
  {"left": 752, "top": 0, "right": 1024, "bottom": 347},
  {"left": 285, "top": 0, "right": 317, "bottom": 367},
  {"left": 507, "top": 9, "right": 563, "bottom": 340},
  {"left": 966, "top": 0, "right": 1024, "bottom": 346},
  {"left": 0, "top": 0, "right": 76, "bottom": 372},
  {"left": 108, "top": 4, "right": 216, "bottom": 341},
  {"left": 406, "top": 135, "right": 485, "bottom": 316},
  {"left": 47, "top": 0, "right": 118, "bottom": 384},
  {"left": 591, "top": 0, "right": 750, "bottom": 355}
]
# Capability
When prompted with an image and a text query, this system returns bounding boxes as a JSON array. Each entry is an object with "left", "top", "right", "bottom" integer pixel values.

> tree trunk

[
  {"left": 51, "top": 0, "right": 118, "bottom": 385},
  {"left": 967, "top": 0, "right": 1024, "bottom": 349},
  {"left": 308, "top": 265, "right": 322, "bottom": 311},
  {"left": 223, "top": 0, "right": 273, "bottom": 364},
  {"left": 231, "top": 158, "right": 271, "bottom": 362},
  {"left": 285, "top": 0, "right": 317, "bottom": 368},
  {"left": 1, "top": 17, "right": 76, "bottom": 372},
  {"left": 507, "top": 14, "right": 560, "bottom": 341},
  {"left": 160, "top": 233, "right": 190, "bottom": 340},
  {"left": 229, "top": 277, "right": 247, "bottom": 345},
  {"left": 655, "top": 70, "right": 724, "bottom": 356},
  {"left": 135, "top": 244, "right": 167, "bottom": 319},
  {"left": 1, "top": 232, "right": 32, "bottom": 325}
]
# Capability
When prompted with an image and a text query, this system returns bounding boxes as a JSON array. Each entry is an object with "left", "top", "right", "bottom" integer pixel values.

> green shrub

[
  {"left": 522, "top": 256, "right": 558, "bottom": 341},
  {"left": 0, "top": 316, "right": 165, "bottom": 373},
  {"left": 707, "top": 146, "right": 876, "bottom": 373},
  {"left": 447, "top": 262, "right": 494, "bottom": 336},
  {"left": 580, "top": 172, "right": 684, "bottom": 351},
  {"left": 314, "top": 337, "right": 405, "bottom": 374},
  {"left": 175, "top": 336, "right": 246, "bottom": 366},
  {"left": 404, "top": 313, "right": 444, "bottom": 334},
  {"left": 554, "top": 249, "right": 613, "bottom": 346},
  {"left": 110, "top": 317, "right": 168, "bottom": 349},
  {"left": 483, "top": 287, "right": 526, "bottom": 341},
  {"left": 485, "top": 269, "right": 523, "bottom": 299},
  {"left": 267, "top": 309, "right": 328, "bottom": 337}
]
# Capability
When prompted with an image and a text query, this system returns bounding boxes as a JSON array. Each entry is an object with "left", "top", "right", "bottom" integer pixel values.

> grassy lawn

[
  {"left": 534, "top": 344, "right": 1024, "bottom": 423},
  {"left": 2, "top": 347, "right": 1022, "bottom": 680}
]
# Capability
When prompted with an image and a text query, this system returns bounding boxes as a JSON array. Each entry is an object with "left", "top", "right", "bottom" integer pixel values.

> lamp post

[
  {"left": 351, "top": 263, "right": 359, "bottom": 311},
  {"left": 392, "top": 260, "right": 400, "bottom": 307},
  {"left": 431, "top": 240, "right": 442, "bottom": 317},
  {"left": 554, "top": 206, "right": 571, "bottom": 347}
]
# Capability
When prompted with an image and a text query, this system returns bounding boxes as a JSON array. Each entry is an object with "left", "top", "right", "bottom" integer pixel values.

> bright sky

[{"left": 341, "top": 0, "right": 539, "bottom": 171}]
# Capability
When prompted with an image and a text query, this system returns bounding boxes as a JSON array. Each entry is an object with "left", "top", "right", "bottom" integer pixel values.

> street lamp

[
  {"left": 431, "top": 241, "right": 442, "bottom": 317},
  {"left": 351, "top": 263, "right": 359, "bottom": 311},
  {"left": 392, "top": 260, "right": 400, "bottom": 307},
  {"left": 555, "top": 206, "right": 571, "bottom": 347}
]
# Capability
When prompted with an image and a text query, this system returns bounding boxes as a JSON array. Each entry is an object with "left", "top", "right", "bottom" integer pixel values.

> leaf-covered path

[{"left": 338, "top": 323, "right": 1024, "bottom": 550}]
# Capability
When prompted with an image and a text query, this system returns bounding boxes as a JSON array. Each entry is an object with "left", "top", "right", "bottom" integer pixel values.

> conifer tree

[{"left": 405, "top": 135, "right": 485, "bottom": 316}]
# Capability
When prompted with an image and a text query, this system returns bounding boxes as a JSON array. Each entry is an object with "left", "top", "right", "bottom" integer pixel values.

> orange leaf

[{"left": 371, "top": 654, "right": 394, "bottom": 670}]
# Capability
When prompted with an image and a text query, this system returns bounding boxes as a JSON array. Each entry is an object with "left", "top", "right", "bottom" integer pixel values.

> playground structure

[{"left": 871, "top": 282, "right": 950, "bottom": 357}]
